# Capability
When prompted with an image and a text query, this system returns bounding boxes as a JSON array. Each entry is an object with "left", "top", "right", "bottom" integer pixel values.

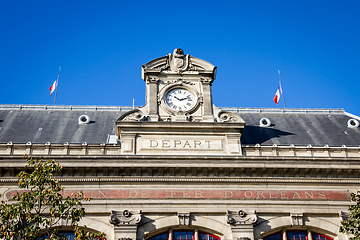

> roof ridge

[
  {"left": 220, "top": 107, "right": 345, "bottom": 114},
  {"left": 0, "top": 104, "right": 135, "bottom": 112}
]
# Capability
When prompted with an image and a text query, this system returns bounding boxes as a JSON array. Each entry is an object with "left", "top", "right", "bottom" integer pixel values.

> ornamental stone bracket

[
  {"left": 226, "top": 210, "right": 257, "bottom": 240},
  {"left": 116, "top": 110, "right": 147, "bottom": 122},
  {"left": 290, "top": 213, "right": 304, "bottom": 226},
  {"left": 110, "top": 210, "right": 142, "bottom": 240},
  {"left": 339, "top": 211, "right": 350, "bottom": 222},
  {"left": 178, "top": 212, "right": 191, "bottom": 225},
  {"left": 218, "top": 111, "right": 245, "bottom": 123}
]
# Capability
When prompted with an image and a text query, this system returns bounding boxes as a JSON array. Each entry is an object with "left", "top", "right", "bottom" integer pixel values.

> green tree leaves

[
  {"left": 340, "top": 191, "right": 360, "bottom": 240},
  {"left": 0, "top": 156, "right": 106, "bottom": 240}
]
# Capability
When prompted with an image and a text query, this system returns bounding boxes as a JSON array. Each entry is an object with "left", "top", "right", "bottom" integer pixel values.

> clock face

[{"left": 165, "top": 88, "right": 196, "bottom": 112}]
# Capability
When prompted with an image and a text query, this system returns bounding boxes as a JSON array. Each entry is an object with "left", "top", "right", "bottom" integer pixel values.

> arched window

[
  {"left": 263, "top": 230, "right": 333, "bottom": 240},
  {"left": 39, "top": 232, "right": 75, "bottom": 240},
  {"left": 148, "top": 230, "right": 220, "bottom": 240}
]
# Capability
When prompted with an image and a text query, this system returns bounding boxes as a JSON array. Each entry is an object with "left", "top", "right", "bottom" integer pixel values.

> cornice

[
  {"left": 0, "top": 143, "right": 359, "bottom": 158},
  {"left": 1, "top": 177, "right": 360, "bottom": 184}
]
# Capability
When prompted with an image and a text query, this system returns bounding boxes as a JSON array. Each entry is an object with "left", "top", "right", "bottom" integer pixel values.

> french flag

[
  {"left": 49, "top": 79, "right": 58, "bottom": 95},
  {"left": 273, "top": 84, "right": 282, "bottom": 105}
]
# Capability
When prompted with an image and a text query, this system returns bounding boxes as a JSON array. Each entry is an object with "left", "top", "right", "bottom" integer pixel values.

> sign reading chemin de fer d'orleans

[{"left": 5, "top": 189, "right": 349, "bottom": 201}]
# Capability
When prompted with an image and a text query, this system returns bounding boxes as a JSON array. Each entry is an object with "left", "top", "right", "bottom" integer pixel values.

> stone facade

[{"left": 0, "top": 49, "right": 360, "bottom": 240}]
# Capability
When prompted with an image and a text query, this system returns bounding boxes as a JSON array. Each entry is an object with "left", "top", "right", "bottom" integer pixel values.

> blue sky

[{"left": 1, "top": 1, "right": 359, "bottom": 116}]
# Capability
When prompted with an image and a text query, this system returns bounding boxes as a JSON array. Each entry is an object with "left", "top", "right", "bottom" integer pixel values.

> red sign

[{"left": 4, "top": 189, "right": 350, "bottom": 201}]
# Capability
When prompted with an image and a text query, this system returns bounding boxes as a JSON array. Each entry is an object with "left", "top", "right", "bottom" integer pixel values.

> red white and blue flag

[
  {"left": 49, "top": 79, "right": 58, "bottom": 95},
  {"left": 273, "top": 84, "right": 283, "bottom": 105}
]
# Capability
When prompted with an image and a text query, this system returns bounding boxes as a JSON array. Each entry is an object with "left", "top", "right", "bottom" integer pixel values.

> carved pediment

[{"left": 141, "top": 48, "right": 217, "bottom": 79}]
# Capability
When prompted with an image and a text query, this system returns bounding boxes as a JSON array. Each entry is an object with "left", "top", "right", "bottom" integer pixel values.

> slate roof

[
  {"left": 0, "top": 105, "right": 360, "bottom": 146},
  {"left": 0, "top": 105, "right": 129, "bottom": 144}
]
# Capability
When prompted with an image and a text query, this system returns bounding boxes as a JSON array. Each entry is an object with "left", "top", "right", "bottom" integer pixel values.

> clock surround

[{"left": 160, "top": 83, "right": 200, "bottom": 115}]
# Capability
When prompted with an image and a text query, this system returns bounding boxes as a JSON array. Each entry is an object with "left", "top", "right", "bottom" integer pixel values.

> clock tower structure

[
  {"left": 141, "top": 48, "right": 217, "bottom": 122},
  {"left": 116, "top": 49, "right": 245, "bottom": 155}
]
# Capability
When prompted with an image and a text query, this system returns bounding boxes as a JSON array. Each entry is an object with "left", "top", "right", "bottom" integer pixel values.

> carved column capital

[
  {"left": 226, "top": 210, "right": 257, "bottom": 226},
  {"left": 109, "top": 210, "right": 142, "bottom": 226},
  {"left": 146, "top": 76, "right": 160, "bottom": 84},
  {"left": 200, "top": 77, "right": 214, "bottom": 85}
]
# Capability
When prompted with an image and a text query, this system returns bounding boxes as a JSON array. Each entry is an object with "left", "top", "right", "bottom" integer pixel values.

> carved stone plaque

[{"left": 137, "top": 135, "right": 225, "bottom": 155}]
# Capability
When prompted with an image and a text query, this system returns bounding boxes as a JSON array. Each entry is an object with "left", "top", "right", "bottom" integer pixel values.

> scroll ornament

[
  {"left": 118, "top": 110, "right": 147, "bottom": 122},
  {"left": 218, "top": 111, "right": 244, "bottom": 123}
]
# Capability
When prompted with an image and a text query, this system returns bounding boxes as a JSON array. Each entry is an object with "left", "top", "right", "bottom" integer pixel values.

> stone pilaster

[
  {"left": 226, "top": 210, "right": 257, "bottom": 240},
  {"left": 109, "top": 210, "right": 142, "bottom": 240},
  {"left": 200, "top": 77, "right": 214, "bottom": 122},
  {"left": 146, "top": 76, "right": 159, "bottom": 121}
]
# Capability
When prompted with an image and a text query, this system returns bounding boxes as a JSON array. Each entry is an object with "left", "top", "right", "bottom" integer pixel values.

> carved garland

[{"left": 164, "top": 78, "right": 195, "bottom": 86}]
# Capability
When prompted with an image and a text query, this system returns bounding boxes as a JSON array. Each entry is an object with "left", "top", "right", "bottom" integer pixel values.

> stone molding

[{"left": 1, "top": 177, "right": 360, "bottom": 184}]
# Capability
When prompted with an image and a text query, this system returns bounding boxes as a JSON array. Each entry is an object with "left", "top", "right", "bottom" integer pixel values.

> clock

[{"left": 165, "top": 88, "right": 196, "bottom": 112}]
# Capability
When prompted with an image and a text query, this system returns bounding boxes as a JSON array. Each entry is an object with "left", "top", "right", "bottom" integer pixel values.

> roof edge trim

[
  {"left": 0, "top": 105, "right": 347, "bottom": 115},
  {"left": 344, "top": 111, "right": 360, "bottom": 121}
]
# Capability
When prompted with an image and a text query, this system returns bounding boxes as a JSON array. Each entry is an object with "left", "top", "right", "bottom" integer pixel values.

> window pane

[
  {"left": 287, "top": 231, "right": 307, "bottom": 240},
  {"left": 149, "top": 233, "right": 168, "bottom": 240},
  {"left": 264, "top": 232, "right": 282, "bottom": 240},
  {"left": 174, "top": 231, "right": 193, "bottom": 240},
  {"left": 312, "top": 233, "right": 333, "bottom": 240},
  {"left": 200, "top": 232, "right": 220, "bottom": 240},
  {"left": 39, "top": 233, "right": 75, "bottom": 240}
]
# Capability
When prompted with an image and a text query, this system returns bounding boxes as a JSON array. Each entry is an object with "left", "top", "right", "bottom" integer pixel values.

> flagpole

[
  {"left": 278, "top": 70, "right": 286, "bottom": 108},
  {"left": 54, "top": 66, "right": 61, "bottom": 105}
]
